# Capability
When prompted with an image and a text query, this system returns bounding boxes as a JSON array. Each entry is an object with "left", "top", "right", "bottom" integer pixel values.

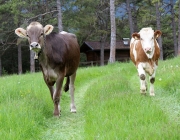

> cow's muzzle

[
  {"left": 144, "top": 47, "right": 152, "bottom": 54},
  {"left": 30, "top": 42, "right": 41, "bottom": 52}
]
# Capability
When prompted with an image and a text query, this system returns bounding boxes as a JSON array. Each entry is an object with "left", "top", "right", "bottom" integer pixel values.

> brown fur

[
  {"left": 15, "top": 22, "right": 80, "bottom": 116},
  {"left": 37, "top": 32, "right": 80, "bottom": 87},
  {"left": 130, "top": 39, "right": 160, "bottom": 69},
  {"left": 129, "top": 29, "right": 161, "bottom": 96}
]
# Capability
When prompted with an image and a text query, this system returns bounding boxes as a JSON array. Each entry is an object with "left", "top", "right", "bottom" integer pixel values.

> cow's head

[
  {"left": 132, "top": 27, "right": 162, "bottom": 55},
  {"left": 15, "top": 22, "right": 54, "bottom": 53}
]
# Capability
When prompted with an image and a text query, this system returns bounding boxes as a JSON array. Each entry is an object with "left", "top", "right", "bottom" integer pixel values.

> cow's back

[{"left": 61, "top": 33, "right": 80, "bottom": 75}]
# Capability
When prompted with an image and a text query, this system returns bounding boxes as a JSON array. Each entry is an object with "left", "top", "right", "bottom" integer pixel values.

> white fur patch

[
  {"left": 27, "top": 24, "right": 43, "bottom": 30},
  {"left": 130, "top": 38, "right": 138, "bottom": 61},
  {"left": 60, "top": 31, "right": 68, "bottom": 34},
  {"left": 139, "top": 27, "right": 155, "bottom": 59}
]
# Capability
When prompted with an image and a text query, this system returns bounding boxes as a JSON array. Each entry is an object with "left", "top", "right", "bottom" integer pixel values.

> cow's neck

[{"left": 38, "top": 49, "right": 48, "bottom": 66}]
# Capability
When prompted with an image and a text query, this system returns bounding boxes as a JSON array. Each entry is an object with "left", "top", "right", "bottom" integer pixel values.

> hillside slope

[{"left": 0, "top": 57, "right": 180, "bottom": 139}]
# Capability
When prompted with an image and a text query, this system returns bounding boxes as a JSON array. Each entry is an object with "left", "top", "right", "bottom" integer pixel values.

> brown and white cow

[
  {"left": 130, "top": 27, "right": 162, "bottom": 96},
  {"left": 15, "top": 22, "right": 80, "bottom": 116}
]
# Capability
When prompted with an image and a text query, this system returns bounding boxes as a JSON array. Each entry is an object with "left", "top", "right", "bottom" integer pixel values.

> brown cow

[
  {"left": 130, "top": 27, "right": 162, "bottom": 96},
  {"left": 15, "top": 22, "right": 80, "bottom": 116}
]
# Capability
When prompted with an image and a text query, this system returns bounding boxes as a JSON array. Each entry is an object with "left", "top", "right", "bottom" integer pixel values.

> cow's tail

[{"left": 64, "top": 76, "right": 70, "bottom": 92}]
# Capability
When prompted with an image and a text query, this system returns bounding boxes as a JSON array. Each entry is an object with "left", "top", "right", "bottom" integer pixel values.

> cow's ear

[
  {"left": 44, "top": 25, "right": 54, "bottom": 35},
  {"left": 132, "top": 33, "right": 140, "bottom": 40},
  {"left": 154, "top": 30, "right": 162, "bottom": 38},
  {"left": 15, "top": 28, "right": 27, "bottom": 38}
]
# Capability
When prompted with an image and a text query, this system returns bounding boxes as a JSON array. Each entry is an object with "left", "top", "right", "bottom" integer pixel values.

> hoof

[
  {"left": 140, "top": 88, "right": 146, "bottom": 95},
  {"left": 140, "top": 91, "right": 146, "bottom": 95},
  {"left": 140, "top": 86, "right": 146, "bottom": 94},
  {"left": 70, "top": 108, "right": 76, "bottom": 113},
  {"left": 70, "top": 104, "right": 76, "bottom": 113},
  {"left": 53, "top": 109, "right": 61, "bottom": 117},
  {"left": 150, "top": 93, "right": 155, "bottom": 96},
  {"left": 53, "top": 113, "right": 60, "bottom": 118}
]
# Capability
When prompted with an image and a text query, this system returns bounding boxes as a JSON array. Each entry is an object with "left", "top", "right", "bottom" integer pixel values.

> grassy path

[
  {"left": 40, "top": 60, "right": 180, "bottom": 139},
  {"left": 40, "top": 64, "right": 126, "bottom": 139},
  {"left": 40, "top": 71, "right": 103, "bottom": 140}
]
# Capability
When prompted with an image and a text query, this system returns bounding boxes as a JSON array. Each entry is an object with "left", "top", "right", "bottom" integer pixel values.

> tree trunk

[
  {"left": 126, "top": 0, "right": 134, "bottom": 36},
  {"left": 155, "top": 2, "right": 163, "bottom": 60},
  {"left": 109, "top": 0, "right": 116, "bottom": 63},
  {"left": 18, "top": 44, "right": 22, "bottom": 74},
  {"left": 100, "top": 33, "right": 107, "bottom": 66},
  {"left": 57, "top": 0, "right": 63, "bottom": 32},
  {"left": 171, "top": 0, "right": 177, "bottom": 56},
  {"left": 0, "top": 55, "right": 2, "bottom": 76},
  {"left": 30, "top": 50, "right": 35, "bottom": 73},
  {"left": 178, "top": 0, "right": 180, "bottom": 55}
]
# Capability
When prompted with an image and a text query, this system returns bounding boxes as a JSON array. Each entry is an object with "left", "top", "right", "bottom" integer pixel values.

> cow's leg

[
  {"left": 137, "top": 63, "right": 147, "bottom": 94},
  {"left": 149, "top": 76, "right": 155, "bottom": 96},
  {"left": 149, "top": 65, "right": 157, "bottom": 96},
  {"left": 69, "top": 72, "right": 76, "bottom": 113},
  {"left": 41, "top": 72, "right": 54, "bottom": 99},
  {"left": 48, "top": 86, "right": 54, "bottom": 100},
  {"left": 53, "top": 76, "right": 64, "bottom": 117}
]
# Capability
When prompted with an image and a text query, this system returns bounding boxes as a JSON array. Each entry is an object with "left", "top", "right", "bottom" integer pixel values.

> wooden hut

[{"left": 80, "top": 39, "right": 130, "bottom": 66}]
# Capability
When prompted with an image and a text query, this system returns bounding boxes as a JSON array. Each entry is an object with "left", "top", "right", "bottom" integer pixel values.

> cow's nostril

[
  {"left": 30, "top": 42, "right": 38, "bottom": 48},
  {"left": 145, "top": 48, "right": 151, "bottom": 52}
]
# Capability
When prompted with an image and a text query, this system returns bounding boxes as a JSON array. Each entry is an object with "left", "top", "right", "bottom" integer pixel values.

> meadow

[{"left": 0, "top": 57, "right": 180, "bottom": 140}]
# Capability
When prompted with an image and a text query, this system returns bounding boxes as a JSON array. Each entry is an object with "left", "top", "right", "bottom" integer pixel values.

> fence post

[{"left": 91, "top": 61, "right": 93, "bottom": 66}]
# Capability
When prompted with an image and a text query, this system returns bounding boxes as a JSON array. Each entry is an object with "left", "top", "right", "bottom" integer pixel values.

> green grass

[
  {"left": 83, "top": 63, "right": 180, "bottom": 139},
  {"left": 0, "top": 57, "right": 180, "bottom": 139}
]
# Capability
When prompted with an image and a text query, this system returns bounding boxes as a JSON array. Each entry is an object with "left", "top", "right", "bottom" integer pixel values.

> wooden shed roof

[{"left": 80, "top": 40, "right": 130, "bottom": 53}]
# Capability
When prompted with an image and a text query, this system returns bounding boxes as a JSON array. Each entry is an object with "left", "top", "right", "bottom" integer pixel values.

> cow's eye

[
  {"left": 41, "top": 33, "right": 43, "bottom": 36},
  {"left": 26, "top": 34, "right": 29, "bottom": 37}
]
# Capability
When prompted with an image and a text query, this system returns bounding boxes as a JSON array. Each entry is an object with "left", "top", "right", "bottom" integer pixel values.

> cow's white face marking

[
  {"left": 139, "top": 28, "right": 155, "bottom": 58},
  {"left": 26, "top": 23, "right": 44, "bottom": 52}
]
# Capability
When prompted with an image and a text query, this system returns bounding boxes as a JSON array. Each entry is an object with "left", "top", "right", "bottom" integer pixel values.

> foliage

[{"left": 0, "top": 0, "right": 179, "bottom": 74}]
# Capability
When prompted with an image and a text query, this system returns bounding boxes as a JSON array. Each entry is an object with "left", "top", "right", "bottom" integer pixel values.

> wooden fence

[{"left": 79, "top": 58, "right": 130, "bottom": 67}]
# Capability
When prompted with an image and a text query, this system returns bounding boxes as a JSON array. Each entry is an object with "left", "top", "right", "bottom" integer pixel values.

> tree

[
  {"left": 0, "top": 0, "right": 19, "bottom": 75},
  {"left": 109, "top": 0, "right": 116, "bottom": 63},
  {"left": 170, "top": 0, "right": 177, "bottom": 56},
  {"left": 155, "top": 1, "right": 163, "bottom": 60},
  {"left": 178, "top": 0, "right": 180, "bottom": 55},
  {"left": 18, "top": 44, "right": 22, "bottom": 74},
  {"left": 57, "top": 0, "right": 63, "bottom": 32},
  {"left": 96, "top": 0, "right": 109, "bottom": 65},
  {"left": 126, "top": 0, "right": 134, "bottom": 36}
]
